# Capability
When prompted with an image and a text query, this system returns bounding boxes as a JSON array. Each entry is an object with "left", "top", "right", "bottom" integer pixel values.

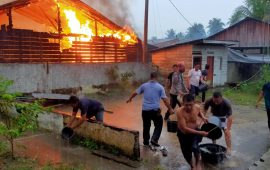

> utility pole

[{"left": 143, "top": 0, "right": 149, "bottom": 63}]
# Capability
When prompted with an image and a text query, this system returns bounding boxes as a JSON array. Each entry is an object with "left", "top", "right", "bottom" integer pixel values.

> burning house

[
  {"left": 0, "top": 0, "right": 143, "bottom": 63},
  {"left": 0, "top": 0, "right": 150, "bottom": 93}
]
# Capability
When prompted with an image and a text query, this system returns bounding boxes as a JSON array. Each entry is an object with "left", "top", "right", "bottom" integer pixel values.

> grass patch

[
  {"left": 223, "top": 87, "right": 258, "bottom": 106},
  {"left": 72, "top": 136, "right": 123, "bottom": 156}
]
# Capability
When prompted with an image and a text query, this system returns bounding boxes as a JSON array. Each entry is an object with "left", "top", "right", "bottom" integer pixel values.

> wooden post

[
  {"left": 95, "top": 20, "right": 98, "bottom": 36},
  {"left": 143, "top": 0, "right": 149, "bottom": 63},
  {"left": 57, "top": 3, "right": 62, "bottom": 63},
  {"left": 7, "top": 8, "right": 13, "bottom": 32}
]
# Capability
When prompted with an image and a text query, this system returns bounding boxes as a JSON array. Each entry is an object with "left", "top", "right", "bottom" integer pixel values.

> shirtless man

[{"left": 177, "top": 94, "right": 208, "bottom": 170}]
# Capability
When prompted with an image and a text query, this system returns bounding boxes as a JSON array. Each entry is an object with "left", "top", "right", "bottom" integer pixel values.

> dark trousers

[
  {"left": 267, "top": 108, "right": 270, "bottom": 131},
  {"left": 165, "top": 94, "right": 181, "bottom": 119},
  {"left": 202, "top": 91, "right": 206, "bottom": 102},
  {"left": 190, "top": 85, "right": 199, "bottom": 97},
  {"left": 177, "top": 129, "right": 202, "bottom": 165},
  {"left": 142, "top": 109, "right": 163, "bottom": 145}
]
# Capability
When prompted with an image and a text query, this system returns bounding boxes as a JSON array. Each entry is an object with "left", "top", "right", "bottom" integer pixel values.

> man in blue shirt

[
  {"left": 67, "top": 96, "right": 104, "bottom": 129},
  {"left": 256, "top": 82, "right": 270, "bottom": 131},
  {"left": 127, "top": 72, "right": 174, "bottom": 146}
]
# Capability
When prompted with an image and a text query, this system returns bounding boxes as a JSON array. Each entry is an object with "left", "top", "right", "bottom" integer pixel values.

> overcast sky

[
  {"left": 1, "top": 0, "right": 245, "bottom": 39},
  {"left": 129, "top": 0, "right": 245, "bottom": 38}
]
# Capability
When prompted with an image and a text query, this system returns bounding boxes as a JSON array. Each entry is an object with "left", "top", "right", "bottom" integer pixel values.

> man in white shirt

[{"left": 188, "top": 64, "right": 202, "bottom": 99}]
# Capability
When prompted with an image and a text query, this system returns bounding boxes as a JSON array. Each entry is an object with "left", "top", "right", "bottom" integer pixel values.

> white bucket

[{"left": 208, "top": 116, "right": 226, "bottom": 128}]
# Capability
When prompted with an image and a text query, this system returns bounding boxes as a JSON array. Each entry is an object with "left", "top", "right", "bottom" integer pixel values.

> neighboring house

[
  {"left": 207, "top": 17, "right": 270, "bottom": 83},
  {"left": 151, "top": 39, "right": 236, "bottom": 87},
  {"left": 151, "top": 17, "right": 270, "bottom": 87}
]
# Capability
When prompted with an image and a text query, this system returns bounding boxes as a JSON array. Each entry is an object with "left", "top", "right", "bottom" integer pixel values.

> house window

[{"left": 220, "top": 58, "right": 223, "bottom": 70}]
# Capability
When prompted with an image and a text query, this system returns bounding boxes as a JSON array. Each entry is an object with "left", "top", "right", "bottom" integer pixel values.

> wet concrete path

[{"left": 15, "top": 96, "right": 270, "bottom": 170}]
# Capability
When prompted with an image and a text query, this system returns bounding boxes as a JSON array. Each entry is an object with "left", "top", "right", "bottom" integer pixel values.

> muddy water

[
  {"left": 15, "top": 133, "right": 135, "bottom": 170},
  {"left": 16, "top": 96, "right": 270, "bottom": 170}
]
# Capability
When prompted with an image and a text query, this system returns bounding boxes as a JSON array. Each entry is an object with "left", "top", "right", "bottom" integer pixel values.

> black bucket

[
  {"left": 167, "top": 120, "right": 177, "bottom": 133},
  {"left": 201, "top": 123, "right": 222, "bottom": 140},
  {"left": 199, "top": 143, "right": 227, "bottom": 164},
  {"left": 61, "top": 127, "right": 74, "bottom": 140}
]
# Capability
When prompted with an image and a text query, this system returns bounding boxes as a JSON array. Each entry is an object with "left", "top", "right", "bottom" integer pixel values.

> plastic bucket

[
  {"left": 201, "top": 123, "right": 222, "bottom": 140},
  {"left": 61, "top": 127, "right": 74, "bottom": 140},
  {"left": 167, "top": 120, "right": 177, "bottom": 133},
  {"left": 199, "top": 143, "right": 227, "bottom": 164},
  {"left": 208, "top": 116, "right": 226, "bottom": 128}
]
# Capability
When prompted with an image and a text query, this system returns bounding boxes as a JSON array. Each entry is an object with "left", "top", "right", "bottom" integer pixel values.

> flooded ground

[{"left": 14, "top": 95, "right": 270, "bottom": 170}]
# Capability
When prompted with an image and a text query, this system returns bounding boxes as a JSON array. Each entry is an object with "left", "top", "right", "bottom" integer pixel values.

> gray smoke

[{"left": 82, "top": 0, "right": 134, "bottom": 27}]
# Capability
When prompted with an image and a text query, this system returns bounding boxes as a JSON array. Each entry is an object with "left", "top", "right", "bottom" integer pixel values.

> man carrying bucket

[
  {"left": 203, "top": 91, "right": 233, "bottom": 155},
  {"left": 177, "top": 94, "right": 208, "bottom": 170}
]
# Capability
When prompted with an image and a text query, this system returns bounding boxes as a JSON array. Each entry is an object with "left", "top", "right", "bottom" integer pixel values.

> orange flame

[
  {"left": 63, "top": 9, "right": 93, "bottom": 42},
  {"left": 59, "top": 4, "right": 137, "bottom": 49}
]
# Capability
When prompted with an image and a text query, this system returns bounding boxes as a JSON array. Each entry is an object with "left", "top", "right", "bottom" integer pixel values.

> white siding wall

[{"left": 193, "top": 45, "right": 228, "bottom": 86}]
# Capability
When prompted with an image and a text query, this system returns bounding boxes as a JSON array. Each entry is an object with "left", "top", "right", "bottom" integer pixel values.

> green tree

[
  {"left": 0, "top": 77, "right": 43, "bottom": 159},
  {"left": 229, "top": 0, "right": 270, "bottom": 25},
  {"left": 185, "top": 23, "right": 206, "bottom": 40},
  {"left": 207, "top": 18, "right": 225, "bottom": 36},
  {"left": 176, "top": 32, "right": 185, "bottom": 40},
  {"left": 165, "top": 29, "right": 176, "bottom": 39}
]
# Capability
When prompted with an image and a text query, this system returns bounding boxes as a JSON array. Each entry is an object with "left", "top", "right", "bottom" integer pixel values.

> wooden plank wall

[
  {"left": 152, "top": 44, "right": 193, "bottom": 78},
  {"left": 0, "top": 28, "right": 141, "bottom": 63},
  {"left": 209, "top": 19, "right": 270, "bottom": 47}
]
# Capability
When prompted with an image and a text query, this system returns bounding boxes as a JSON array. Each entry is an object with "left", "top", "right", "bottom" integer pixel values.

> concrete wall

[
  {"left": 0, "top": 63, "right": 151, "bottom": 93},
  {"left": 193, "top": 45, "right": 228, "bottom": 86},
  {"left": 37, "top": 111, "right": 64, "bottom": 134},
  {"left": 63, "top": 116, "right": 140, "bottom": 159}
]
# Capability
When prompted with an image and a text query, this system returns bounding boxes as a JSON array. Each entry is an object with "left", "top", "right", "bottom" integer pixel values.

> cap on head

[{"left": 213, "top": 91, "right": 222, "bottom": 98}]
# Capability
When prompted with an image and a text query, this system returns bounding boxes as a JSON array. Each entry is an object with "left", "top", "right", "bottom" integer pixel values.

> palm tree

[
  {"left": 229, "top": 0, "right": 270, "bottom": 25},
  {"left": 207, "top": 18, "right": 225, "bottom": 36},
  {"left": 185, "top": 23, "right": 206, "bottom": 40}
]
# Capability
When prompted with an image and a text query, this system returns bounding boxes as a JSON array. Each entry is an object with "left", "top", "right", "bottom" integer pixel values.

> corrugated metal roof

[{"left": 228, "top": 49, "right": 270, "bottom": 63}]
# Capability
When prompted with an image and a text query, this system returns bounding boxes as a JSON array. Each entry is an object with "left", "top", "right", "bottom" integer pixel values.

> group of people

[
  {"left": 126, "top": 63, "right": 233, "bottom": 170},
  {"left": 64, "top": 62, "right": 270, "bottom": 170}
]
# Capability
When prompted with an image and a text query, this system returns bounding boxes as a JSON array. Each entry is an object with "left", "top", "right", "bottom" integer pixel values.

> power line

[
  {"left": 167, "top": 0, "right": 205, "bottom": 36},
  {"left": 167, "top": 0, "right": 193, "bottom": 28}
]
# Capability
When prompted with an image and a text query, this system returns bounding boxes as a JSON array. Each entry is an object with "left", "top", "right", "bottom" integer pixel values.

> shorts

[{"left": 86, "top": 109, "right": 104, "bottom": 122}]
